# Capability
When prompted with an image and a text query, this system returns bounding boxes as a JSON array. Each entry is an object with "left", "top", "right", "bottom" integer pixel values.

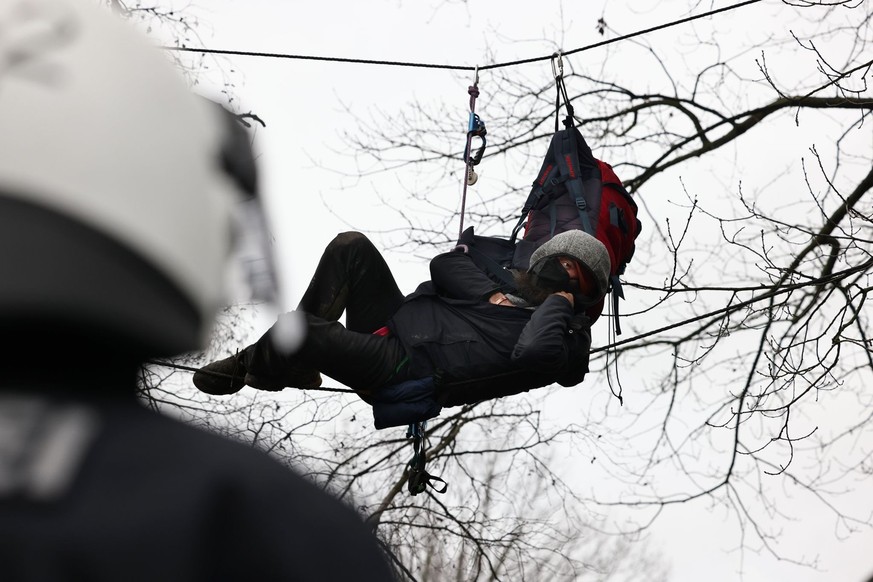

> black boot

[{"left": 193, "top": 354, "right": 247, "bottom": 395}]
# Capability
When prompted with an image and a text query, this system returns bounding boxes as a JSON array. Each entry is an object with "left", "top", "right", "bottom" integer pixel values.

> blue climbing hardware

[{"left": 457, "top": 65, "right": 486, "bottom": 241}]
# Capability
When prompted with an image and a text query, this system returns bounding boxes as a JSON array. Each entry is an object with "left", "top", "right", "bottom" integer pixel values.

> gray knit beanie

[{"left": 528, "top": 230, "right": 611, "bottom": 297}]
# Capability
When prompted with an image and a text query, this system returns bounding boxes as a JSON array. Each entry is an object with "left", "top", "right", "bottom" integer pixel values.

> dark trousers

[{"left": 243, "top": 232, "right": 412, "bottom": 392}]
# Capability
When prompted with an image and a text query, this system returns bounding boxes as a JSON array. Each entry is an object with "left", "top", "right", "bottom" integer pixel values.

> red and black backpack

[{"left": 510, "top": 125, "right": 642, "bottom": 332}]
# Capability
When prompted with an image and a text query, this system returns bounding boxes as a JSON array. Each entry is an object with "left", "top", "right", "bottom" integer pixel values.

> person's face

[{"left": 558, "top": 256, "right": 595, "bottom": 296}]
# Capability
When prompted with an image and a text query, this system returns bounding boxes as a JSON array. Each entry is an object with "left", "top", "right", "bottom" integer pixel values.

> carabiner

[{"left": 551, "top": 51, "right": 564, "bottom": 81}]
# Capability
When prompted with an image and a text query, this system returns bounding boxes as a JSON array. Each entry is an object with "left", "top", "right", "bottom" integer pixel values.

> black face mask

[
  {"left": 529, "top": 257, "right": 572, "bottom": 291},
  {"left": 529, "top": 258, "right": 597, "bottom": 311}
]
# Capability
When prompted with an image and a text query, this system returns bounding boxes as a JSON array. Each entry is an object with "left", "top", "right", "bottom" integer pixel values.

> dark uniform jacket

[
  {"left": 388, "top": 250, "right": 591, "bottom": 407},
  {"left": 0, "top": 389, "right": 396, "bottom": 582}
]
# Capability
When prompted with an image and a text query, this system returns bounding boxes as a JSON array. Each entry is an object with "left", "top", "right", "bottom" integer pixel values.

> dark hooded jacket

[{"left": 388, "top": 250, "right": 591, "bottom": 407}]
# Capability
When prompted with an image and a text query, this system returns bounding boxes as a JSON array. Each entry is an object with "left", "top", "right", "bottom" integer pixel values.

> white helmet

[{"left": 0, "top": 0, "right": 278, "bottom": 355}]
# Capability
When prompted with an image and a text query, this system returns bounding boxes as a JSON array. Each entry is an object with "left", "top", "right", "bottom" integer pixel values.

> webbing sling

[{"left": 406, "top": 421, "right": 447, "bottom": 495}]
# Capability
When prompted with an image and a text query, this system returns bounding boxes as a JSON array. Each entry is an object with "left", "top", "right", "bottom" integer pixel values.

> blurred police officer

[{"left": 0, "top": 1, "right": 395, "bottom": 580}]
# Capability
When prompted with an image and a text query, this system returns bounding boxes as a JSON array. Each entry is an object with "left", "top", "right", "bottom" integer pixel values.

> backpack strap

[
  {"left": 455, "top": 227, "right": 519, "bottom": 292},
  {"left": 464, "top": 243, "right": 518, "bottom": 290},
  {"left": 557, "top": 128, "right": 600, "bottom": 236},
  {"left": 548, "top": 202, "right": 559, "bottom": 238},
  {"left": 511, "top": 131, "right": 567, "bottom": 243}
]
